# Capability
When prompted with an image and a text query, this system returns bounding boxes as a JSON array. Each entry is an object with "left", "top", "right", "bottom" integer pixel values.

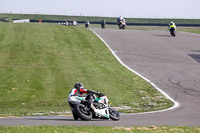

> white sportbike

[{"left": 67, "top": 92, "right": 120, "bottom": 121}]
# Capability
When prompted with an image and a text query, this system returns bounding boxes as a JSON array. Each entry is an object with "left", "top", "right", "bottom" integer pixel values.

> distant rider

[
  {"left": 101, "top": 19, "right": 106, "bottom": 28},
  {"left": 85, "top": 21, "right": 90, "bottom": 28},
  {"left": 168, "top": 21, "right": 177, "bottom": 32},
  {"left": 122, "top": 19, "right": 126, "bottom": 25},
  {"left": 117, "top": 16, "right": 126, "bottom": 28},
  {"left": 68, "top": 83, "right": 101, "bottom": 115},
  {"left": 72, "top": 20, "right": 77, "bottom": 26},
  {"left": 117, "top": 15, "right": 124, "bottom": 23}
]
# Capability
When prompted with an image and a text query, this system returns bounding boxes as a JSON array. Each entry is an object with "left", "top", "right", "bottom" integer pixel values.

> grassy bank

[
  {"left": 0, "top": 22, "right": 173, "bottom": 116},
  {"left": 0, "top": 126, "right": 200, "bottom": 133}
]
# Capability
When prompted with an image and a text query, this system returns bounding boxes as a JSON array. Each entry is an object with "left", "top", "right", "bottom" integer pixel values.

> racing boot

[{"left": 88, "top": 101, "right": 101, "bottom": 117}]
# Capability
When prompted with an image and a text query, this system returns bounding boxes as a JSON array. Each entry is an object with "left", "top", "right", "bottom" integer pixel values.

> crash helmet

[
  {"left": 170, "top": 21, "right": 174, "bottom": 25},
  {"left": 74, "top": 83, "right": 84, "bottom": 89}
]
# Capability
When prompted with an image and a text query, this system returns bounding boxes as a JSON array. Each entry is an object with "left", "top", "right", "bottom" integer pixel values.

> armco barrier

[
  {"left": 13, "top": 19, "right": 30, "bottom": 23},
  {"left": 13, "top": 19, "right": 200, "bottom": 27}
]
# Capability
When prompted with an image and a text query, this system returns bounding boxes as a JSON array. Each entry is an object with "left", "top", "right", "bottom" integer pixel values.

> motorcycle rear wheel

[
  {"left": 74, "top": 104, "right": 92, "bottom": 121},
  {"left": 109, "top": 107, "right": 120, "bottom": 121},
  {"left": 170, "top": 28, "right": 176, "bottom": 37}
]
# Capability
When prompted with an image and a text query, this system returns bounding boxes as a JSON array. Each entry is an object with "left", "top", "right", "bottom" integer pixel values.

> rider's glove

[{"left": 96, "top": 92, "right": 102, "bottom": 96}]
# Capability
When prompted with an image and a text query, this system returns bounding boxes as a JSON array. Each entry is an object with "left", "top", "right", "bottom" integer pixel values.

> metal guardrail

[{"left": 13, "top": 19, "right": 200, "bottom": 27}]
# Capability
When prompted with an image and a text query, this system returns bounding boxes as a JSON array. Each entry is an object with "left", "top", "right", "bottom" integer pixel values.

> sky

[{"left": 1, "top": 0, "right": 200, "bottom": 19}]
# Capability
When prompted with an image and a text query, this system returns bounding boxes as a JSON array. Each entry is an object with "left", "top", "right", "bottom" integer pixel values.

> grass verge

[
  {"left": 0, "top": 126, "right": 200, "bottom": 133},
  {"left": 178, "top": 27, "right": 200, "bottom": 34},
  {"left": 0, "top": 22, "right": 173, "bottom": 116}
]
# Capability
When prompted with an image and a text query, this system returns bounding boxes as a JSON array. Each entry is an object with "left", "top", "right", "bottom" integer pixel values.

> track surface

[{"left": 1, "top": 29, "right": 200, "bottom": 126}]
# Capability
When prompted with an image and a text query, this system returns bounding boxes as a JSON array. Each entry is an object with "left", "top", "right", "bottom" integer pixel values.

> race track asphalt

[{"left": 0, "top": 28, "right": 200, "bottom": 126}]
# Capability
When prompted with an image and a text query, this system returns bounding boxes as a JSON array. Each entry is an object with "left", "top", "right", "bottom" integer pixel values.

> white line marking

[{"left": 92, "top": 30, "right": 179, "bottom": 115}]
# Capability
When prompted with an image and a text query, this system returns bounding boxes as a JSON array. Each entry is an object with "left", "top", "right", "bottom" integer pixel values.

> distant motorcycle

[
  {"left": 170, "top": 27, "right": 176, "bottom": 37},
  {"left": 118, "top": 21, "right": 126, "bottom": 30},
  {"left": 68, "top": 92, "right": 120, "bottom": 121}
]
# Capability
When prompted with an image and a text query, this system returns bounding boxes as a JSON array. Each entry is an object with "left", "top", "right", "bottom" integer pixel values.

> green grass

[
  {"left": 0, "top": 22, "right": 173, "bottom": 116},
  {"left": 178, "top": 27, "right": 200, "bottom": 34},
  {"left": 0, "top": 126, "right": 200, "bottom": 133}
]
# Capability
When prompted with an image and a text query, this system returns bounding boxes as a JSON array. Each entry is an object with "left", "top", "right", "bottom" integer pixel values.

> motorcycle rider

[
  {"left": 117, "top": 16, "right": 126, "bottom": 29},
  {"left": 117, "top": 16, "right": 123, "bottom": 26},
  {"left": 101, "top": 19, "right": 106, "bottom": 28},
  {"left": 122, "top": 19, "right": 126, "bottom": 26},
  {"left": 72, "top": 20, "right": 77, "bottom": 26},
  {"left": 68, "top": 83, "right": 101, "bottom": 116},
  {"left": 85, "top": 21, "right": 90, "bottom": 28},
  {"left": 168, "top": 21, "right": 177, "bottom": 32},
  {"left": 117, "top": 15, "right": 123, "bottom": 23}
]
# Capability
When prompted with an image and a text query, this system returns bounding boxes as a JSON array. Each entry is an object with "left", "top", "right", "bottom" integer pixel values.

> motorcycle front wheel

[
  {"left": 74, "top": 104, "right": 92, "bottom": 121},
  {"left": 72, "top": 112, "right": 79, "bottom": 120},
  {"left": 109, "top": 107, "right": 120, "bottom": 121},
  {"left": 69, "top": 103, "right": 79, "bottom": 120}
]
